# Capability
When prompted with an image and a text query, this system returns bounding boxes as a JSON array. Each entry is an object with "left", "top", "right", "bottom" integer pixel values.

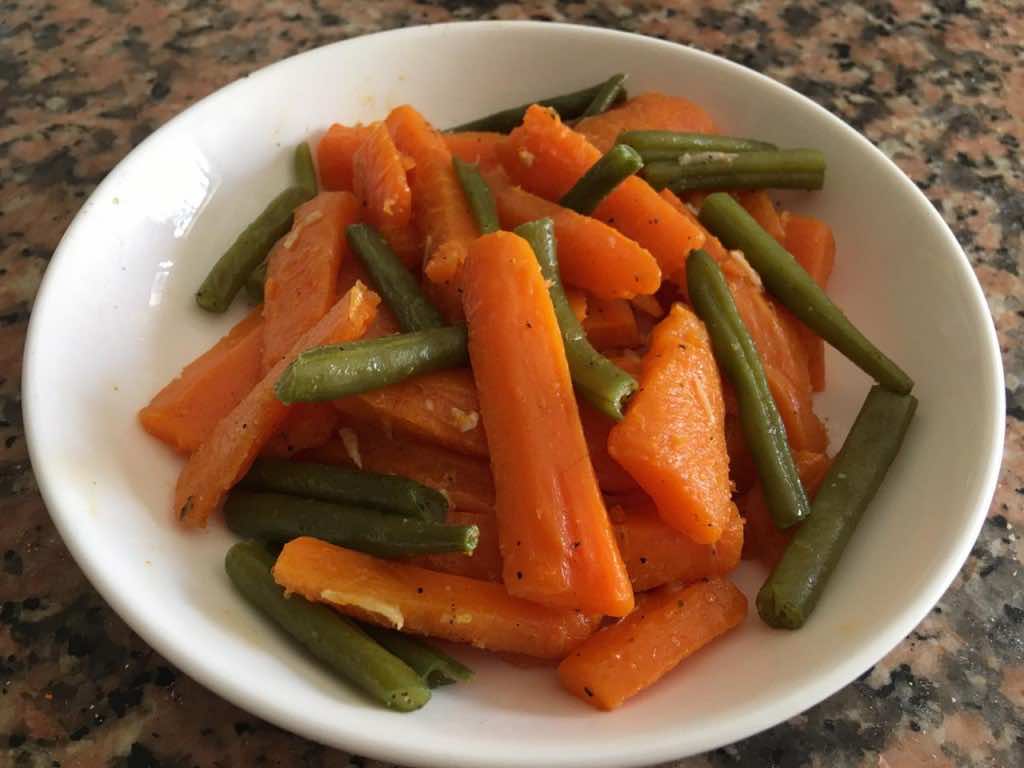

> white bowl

[{"left": 23, "top": 21, "right": 1003, "bottom": 768}]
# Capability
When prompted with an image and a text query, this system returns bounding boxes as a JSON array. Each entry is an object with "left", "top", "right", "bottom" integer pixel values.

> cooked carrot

[
  {"left": 139, "top": 309, "right": 263, "bottom": 454},
  {"left": 334, "top": 369, "right": 488, "bottom": 458},
  {"left": 306, "top": 427, "right": 496, "bottom": 515},
  {"left": 740, "top": 450, "right": 831, "bottom": 568},
  {"left": 764, "top": 365, "right": 829, "bottom": 454},
  {"left": 498, "top": 105, "right": 704, "bottom": 280},
  {"left": 610, "top": 497, "right": 744, "bottom": 592},
  {"left": 484, "top": 167, "right": 661, "bottom": 300},
  {"left": 582, "top": 297, "right": 643, "bottom": 351},
  {"left": 262, "top": 403, "right": 340, "bottom": 459},
  {"left": 352, "top": 122, "right": 419, "bottom": 267},
  {"left": 411, "top": 508, "right": 503, "bottom": 582},
  {"left": 463, "top": 231, "right": 634, "bottom": 616},
  {"left": 557, "top": 578, "right": 747, "bottom": 710},
  {"left": 609, "top": 303, "right": 733, "bottom": 544},
  {"left": 386, "top": 106, "right": 478, "bottom": 320},
  {"left": 565, "top": 288, "right": 588, "bottom": 323},
  {"left": 578, "top": 402, "right": 639, "bottom": 494},
  {"left": 736, "top": 191, "right": 785, "bottom": 243},
  {"left": 444, "top": 131, "right": 504, "bottom": 173},
  {"left": 173, "top": 283, "right": 380, "bottom": 527},
  {"left": 783, "top": 213, "right": 836, "bottom": 391},
  {"left": 575, "top": 92, "right": 718, "bottom": 153},
  {"left": 273, "top": 537, "right": 596, "bottom": 659},
  {"left": 336, "top": 253, "right": 400, "bottom": 339},
  {"left": 317, "top": 124, "right": 371, "bottom": 191},
  {"left": 724, "top": 409, "right": 758, "bottom": 495},
  {"left": 261, "top": 192, "right": 359, "bottom": 372}
]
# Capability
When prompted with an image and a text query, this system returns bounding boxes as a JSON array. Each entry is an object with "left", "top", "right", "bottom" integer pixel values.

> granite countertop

[{"left": 1, "top": 1, "right": 1021, "bottom": 766}]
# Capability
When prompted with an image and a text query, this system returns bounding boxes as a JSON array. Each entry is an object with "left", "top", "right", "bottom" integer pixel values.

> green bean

[
  {"left": 240, "top": 458, "right": 447, "bottom": 522},
  {"left": 294, "top": 142, "right": 318, "bottom": 197},
  {"left": 196, "top": 185, "right": 313, "bottom": 313},
  {"left": 578, "top": 73, "right": 628, "bottom": 119},
  {"left": 699, "top": 193, "right": 913, "bottom": 394},
  {"left": 224, "top": 540, "right": 430, "bottom": 711},
  {"left": 449, "top": 76, "right": 628, "bottom": 133},
  {"left": 224, "top": 491, "right": 478, "bottom": 557},
  {"left": 687, "top": 249, "right": 810, "bottom": 529},
  {"left": 757, "top": 386, "right": 918, "bottom": 629},
  {"left": 558, "top": 144, "right": 644, "bottom": 215},
  {"left": 453, "top": 158, "right": 500, "bottom": 235},
  {"left": 275, "top": 326, "right": 468, "bottom": 404},
  {"left": 515, "top": 219, "right": 637, "bottom": 420},
  {"left": 347, "top": 223, "right": 444, "bottom": 332},
  {"left": 245, "top": 260, "right": 268, "bottom": 303},
  {"left": 639, "top": 149, "right": 825, "bottom": 191},
  {"left": 617, "top": 130, "right": 777, "bottom": 159},
  {"left": 362, "top": 626, "right": 474, "bottom": 687}
]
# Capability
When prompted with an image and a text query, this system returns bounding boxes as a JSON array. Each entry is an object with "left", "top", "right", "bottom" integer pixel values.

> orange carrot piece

[
  {"left": 736, "top": 191, "right": 785, "bottom": 244},
  {"left": 273, "top": 537, "right": 596, "bottom": 659},
  {"left": 336, "top": 254, "right": 400, "bottom": 339},
  {"left": 566, "top": 288, "right": 588, "bottom": 323},
  {"left": 608, "top": 304, "right": 732, "bottom": 545},
  {"left": 783, "top": 213, "right": 836, "bottom": 392},
  {"left": 557, "top": 578, "right": 747, "bottom": 710},
  {"left": 411, "top": 508, "right": 504, "bottom": 583},
  {"left": 485, "top": 167, "right": 662, "bottom": 300},
  {"left": 740, "top": 450, "right": 831, "bottom": 568},
  {"left": 353, "top": 122, "right": 419, "bottom": 267},
  {"left": 262, "top": 403, "right": 341, "bottom": 459},
  {"left": 173, "top": 283, "right": 380, "bottom": 527},
  {"left": 498, "top": 105, "right": 705, "bottom": 281},
  {"left": 333, "top": 369, "right": 488, "bottom": 458},
  {"left": 317, "top": 124, "right": 370, "bottom": 191},
  {"left": 610, "top": 498, "right": 744, "bottom": 592},
  {"left": 463, "top": 231, "right": 634, "bottom": 617},
  {"left": 576, "top": 92, "right": 718, "bottom": 153},
  {"left": 444, "top": 131, "right": 504, "bottom": 172},
  {"left": 764, "top": 365, "right": 829, "bottom": 454},
  {"left": 578, "top": 401, "right": 640, "bottom": 494},
  {"left": 583, "top": 297, "right": 643, "bottom": 351},
  {"left": 387, "top": 105, "right": 479, "bottom": 320},
  {"left": 139, "top": 310, "right": 263, "bottom": 455},
  {"left": 262, "top": 192, "right": 359, "bottom": 372}
]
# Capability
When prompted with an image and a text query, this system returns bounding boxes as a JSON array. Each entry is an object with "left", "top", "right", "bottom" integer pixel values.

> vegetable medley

[{"left": 139, "top": 74, "right": 916, "bottom": 713}]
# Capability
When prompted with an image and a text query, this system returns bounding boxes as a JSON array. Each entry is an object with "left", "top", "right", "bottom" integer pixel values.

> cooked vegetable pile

[{"left": 139, "top": 74, "right": 916, "bottom": 712}]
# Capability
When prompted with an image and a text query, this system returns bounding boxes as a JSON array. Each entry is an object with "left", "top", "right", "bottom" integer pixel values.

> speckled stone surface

[{"left": 1, "top": 1, "right": 1022, "bottom": 766}]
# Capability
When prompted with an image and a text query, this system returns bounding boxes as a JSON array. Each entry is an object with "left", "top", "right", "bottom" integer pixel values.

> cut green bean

[
  {"left": 515, "top": 219, "right": 637, "bottom": 420},
  {"left": 639, "top": 149, "right": 825, "bottom": 191},
  {"left": 224, "top": 491, "right": 477, "bottom": 558},
  {"left": 275, "top": 325, "right": 468, "bottom": 404},
  {"left": 687, "top": 249, "right": 810, "bottom": 529},
  {"left": 578, "top": 73, "right": 628, "bottom": 119},
  {"left": 294, "top": 142, "right": 318, "bottom": 197},
  {"left": 240, "top": 458, "right": 447, "bottom": 522},
  {"left": 453, "top": 158, "right": 500, "bottom": 235},
  {"left": 699, "top": 193, "right": 913, "bottom": 394},
  {"left": 224, "top": 540, "right": 430, "bottom": 711},
  {"left": 196, "top": 185, "right": 314, "bottom": 313},
  {"left": 449, "top": 76, "right": 628, "bottom": 133},
  {"left": 347, "top": 223, "right": 444, "bottom": 332},
  {"left": 757, "top": 386, "right": 918, "bottom": 629},
  {"left": 362, "top": 626, "right": 474, "bottom": 687},
  {"left": 559, "top": 144, "right": 644, "bottom": 215},
  {"left": 617, "top": 130, "right": 777, "bottom": 158},
  {"left": 245, "top": 260, "right": 268, "bottom": 303}
]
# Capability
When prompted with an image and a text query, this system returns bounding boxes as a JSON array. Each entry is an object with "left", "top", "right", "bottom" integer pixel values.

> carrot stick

[
  {"left": 444, "top": 131, "right": 504, "bottom": 173},
  {"left": 783, "top": 213, "right": 835, "bottom": 391},
  {"left": 498, "top": 105, "right": 705, "bottom": 280},
  {"left": 411, "top": 508, "right": 504, "bottom": 582},
  {"left": 261, "top": 403, "right": 341, "bottom": 459},
  {"left": 608, "top": 303, "right": 733, "bottom": 545},
  {"left": 484, "top": 167, "right": 661, "bottom": 300},
  {"left": 582, "top": 297, "right": 643, "bottom": 351},
  {"left": 139, "top": 309, "right": 263, "bottom": 454},
  {"left": 336, "top": 253, "right": 400, "bottom": 339},
  {"left": 463, "top": 231, "right": 634, "bottom": 616},
  {"left": 317, "top": 124, "right": 371, "bottom": 191},
  {"left": 353, "top": 122, "right": 419, "bottom": 267},
  {"left": 273, "top": 537, "right": 596, "bottom": 659},
  {"left": 578, "top": 402, "right": 639, "bottom": 494},
  {"left": 736, "top": 191, "right": 785, "bottom": 244},
  {"left": 262, "top": 192, "right": 359, "bottom": 372},
  {"left": 557, "top": 578, "right": 747, "bottom": 710},
  {"left": 575, "top": 92, "right": 718, "bottom": 153},
  {"left": 173, "top": 283, "right": 380, "bottom": 527}
]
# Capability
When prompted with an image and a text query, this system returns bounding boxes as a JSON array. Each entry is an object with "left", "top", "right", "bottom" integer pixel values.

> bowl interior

[{"left": 23, "top": 22, "right": 1003, "bottom": 768}]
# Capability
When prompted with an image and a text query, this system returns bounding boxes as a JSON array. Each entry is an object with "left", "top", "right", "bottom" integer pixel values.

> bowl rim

[{"left": 22, "top": 19, "right": 1005, "bottom": 768}]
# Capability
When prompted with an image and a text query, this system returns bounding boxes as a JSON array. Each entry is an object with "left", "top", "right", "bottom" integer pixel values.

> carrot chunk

[
  {"left": 353, "top": 122, "right": 419, "bottom": 267},
  {"left": 317, "top": 124, "right": 370, "bottom": 191},
  {"left": 444, "top": 131, "right": 504, "bottom": 173},
  {"left": 582, "top": 297, "right": 643, "bottom": 351},
  {"left": 783, "top": 213, "right": 836, "bottom": 391},
  {"left": 575, "top": 92, "right": 718, "bottom": 152}
]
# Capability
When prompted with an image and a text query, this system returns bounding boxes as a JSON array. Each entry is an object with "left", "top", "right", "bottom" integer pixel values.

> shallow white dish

[{"left": 23, "top": 21, "right": 1003, "bottom": 768}]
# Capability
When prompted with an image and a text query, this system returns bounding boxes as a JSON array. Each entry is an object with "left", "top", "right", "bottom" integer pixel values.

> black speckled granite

[{"left": 1, "top": 2, "right": 1022, "bottom": 766}]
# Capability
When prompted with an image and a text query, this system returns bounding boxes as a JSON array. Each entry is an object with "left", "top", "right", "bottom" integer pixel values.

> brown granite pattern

[{"left": 1, "top": 1, "right": 1022, "bottom": 766}]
